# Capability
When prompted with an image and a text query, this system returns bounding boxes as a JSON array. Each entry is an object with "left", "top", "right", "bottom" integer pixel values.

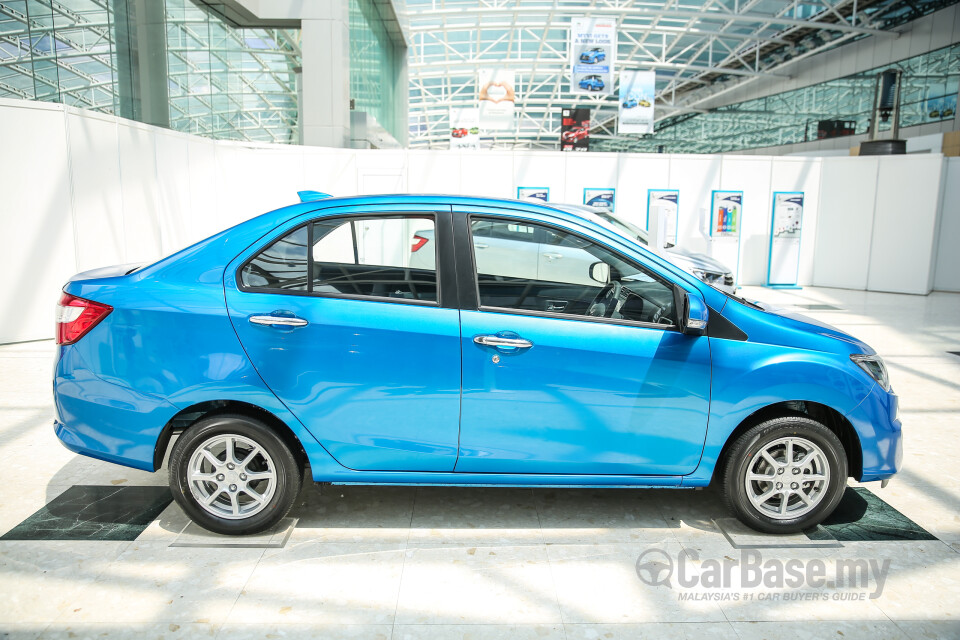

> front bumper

[{"left": 846, "top": 383, "right": 903, "bottom": 482}]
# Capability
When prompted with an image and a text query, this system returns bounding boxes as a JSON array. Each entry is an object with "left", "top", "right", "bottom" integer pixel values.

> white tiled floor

[{"left": 1, "top": 286, "right": 959, "bottom": 639}]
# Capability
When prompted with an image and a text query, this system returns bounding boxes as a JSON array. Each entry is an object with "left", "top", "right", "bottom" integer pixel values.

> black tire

[
  {"left": 169, "top": 413, "right": 303, "bottom": 535},
  {"left": 721, "top": 416, "right": 847, "bottom": 534}
]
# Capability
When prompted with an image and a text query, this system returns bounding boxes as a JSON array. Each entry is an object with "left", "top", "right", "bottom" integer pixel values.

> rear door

[{"left": 224, "top": 205, "right": 462, "bottom": 472}]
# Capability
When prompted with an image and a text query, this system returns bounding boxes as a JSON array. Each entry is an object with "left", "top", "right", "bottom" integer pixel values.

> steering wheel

[{"left": 587, "top": 281, "right": 622, "bottom": 318}]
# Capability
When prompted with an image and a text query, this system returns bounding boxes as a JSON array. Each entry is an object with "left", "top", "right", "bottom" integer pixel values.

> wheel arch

[
  {"left": 153, "top": 399, "right": 308, "bottom": 471},
  {"left": 714, "top": 400, "right": 862, "bottom": 481}
]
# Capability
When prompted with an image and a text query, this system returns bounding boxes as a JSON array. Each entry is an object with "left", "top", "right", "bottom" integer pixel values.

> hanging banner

[
  {"left": 560, "top": 107, "right": 590, "bottom": 151},
  {"left": 570, "top": 17, "right": 616, "bottom": 96},
  {"left": 647, "top": 189, "right": 678, "bottom": 244},
  {"left": 619, "top": 70, "right": 656, "bottom": 134},
  {"left": 517, "top": 187, "right": 549, "bottom": 202},
  {"left": 767, "top": 192, "right": 804, "bottom": 287},
  {"left": 584, "top": 188, "right": 615, "bottom": 212},
  {"left": 710, "top": 191, "right": 742, "bottom": 237},
  {"left": 478, "top": 69, "right": 516, "bottom": 130},
  {"left": 449, "top": 107, "right": 480, "bottom": 149}
]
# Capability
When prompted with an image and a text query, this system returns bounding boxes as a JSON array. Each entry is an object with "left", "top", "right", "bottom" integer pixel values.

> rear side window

[
  {"left": 240, "top": 215, "right": 438, "bottom": 303},
  {"left": 239, "top": 225, "right": 309, "bottom": 291}
]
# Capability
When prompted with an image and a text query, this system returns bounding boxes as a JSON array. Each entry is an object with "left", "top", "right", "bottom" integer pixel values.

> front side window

[
  {"left": 470, "top": 217, "right": 677, "bottom": 327},
  {"left": 240, "top": 215, "right": 437, "bottom": 303}
]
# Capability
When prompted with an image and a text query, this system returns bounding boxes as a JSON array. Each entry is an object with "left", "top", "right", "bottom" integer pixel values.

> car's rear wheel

[
  {"left": 169, "top": 414, "right": 302, "bottom": 535},
  {"left": 721, "top": 416, "right": 847, "bottom": 534}
]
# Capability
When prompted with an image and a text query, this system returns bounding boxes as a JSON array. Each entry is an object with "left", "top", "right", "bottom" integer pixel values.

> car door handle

[
  {"left": 474, "top": 334, "right": 533, "bottom": 349},
  {"left": 474, "top": 242, "right": 489, "bottom": 249},
  {"left": 543, "top": 252, "right": 563, "bottom": 260},
  {"left": 249, "top": 314, "right": 308, "bottom": 328}
]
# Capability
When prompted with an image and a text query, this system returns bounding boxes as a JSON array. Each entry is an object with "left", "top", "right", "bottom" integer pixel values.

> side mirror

[
  {"left": 589, "top": 262, "right": 611, "bottom": 284},
  {"left": 674, "top": 286, "right": 709, "bottom": 336}
]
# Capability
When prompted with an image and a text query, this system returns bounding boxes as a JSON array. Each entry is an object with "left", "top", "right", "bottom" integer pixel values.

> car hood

[
  {"left": 664, "top": 246, "right": 730, "bottom": 274},
  {"left": 749, "top": 300, "right": 875, "bottom": 355}
]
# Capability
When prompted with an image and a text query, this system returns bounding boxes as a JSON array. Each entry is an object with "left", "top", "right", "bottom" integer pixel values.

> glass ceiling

[
  {"left": 0, "top": 0, "right": 300, "bottom": 143},
  {"left": 402, "top": 0, "right": 960, "bottom": 150}
]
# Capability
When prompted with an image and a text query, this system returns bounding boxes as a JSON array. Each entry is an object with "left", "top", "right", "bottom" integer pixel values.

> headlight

[
  {"left": 850, "top": 354, "right": 891, "bottom": 392},
  {"left": 690, "top": 269, "right": 722, "bottom": 284}
]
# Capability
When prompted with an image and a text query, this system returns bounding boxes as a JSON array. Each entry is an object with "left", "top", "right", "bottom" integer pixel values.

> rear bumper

[
  {"left": 847, "top": 383, "right": 903, "bottom": 482},
  {"left": 53, "top": 345, "right": 179, "bottom": 471}
]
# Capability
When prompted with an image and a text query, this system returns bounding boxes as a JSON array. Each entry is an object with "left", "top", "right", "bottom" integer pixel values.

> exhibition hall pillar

[
  {"left": 300, "top": 2, "right": 351, "bottom": 148},
  {"left": 112, "top": 0, "right": 170, "bottom": 129}
]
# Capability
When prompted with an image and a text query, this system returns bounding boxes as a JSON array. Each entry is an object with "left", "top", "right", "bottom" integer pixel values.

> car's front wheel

[
  {"left": 721, "top": 416, "right": 848, "bottom": 534},
  {"left": 169, "top": 414, "right": 302, "bottom": 535}
]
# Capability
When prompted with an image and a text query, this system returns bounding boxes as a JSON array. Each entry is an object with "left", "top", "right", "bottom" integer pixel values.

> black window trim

[
  {"left": 236, "top": 211, "right": 449, "bottom": 309},
  {"left": 463, "top": 212, "right": 683, "bottom": 333}
]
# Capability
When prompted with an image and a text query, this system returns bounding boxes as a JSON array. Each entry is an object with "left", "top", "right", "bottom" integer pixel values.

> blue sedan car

[
  {"left": 578, "top": 75, "right": 604, "bottom": 91},
  {"left": 579, "top": 48, "right": 606, "bottom": 64},
  {"left": 53, "top": 194, "right": 901, "bottom": 535}
]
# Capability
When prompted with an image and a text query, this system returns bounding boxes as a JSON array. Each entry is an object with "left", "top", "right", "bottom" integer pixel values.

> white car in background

[
  {"left": 409, "top": 204, "right": 736, "bottom": 294},
  {"left": 562, "top": 205, "right": 737, "bottom": 294}
]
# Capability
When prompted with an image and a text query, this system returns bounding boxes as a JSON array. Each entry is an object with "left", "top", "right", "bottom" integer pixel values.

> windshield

[{"left": 592, "top": 211, "right": 649, "bottom": 245}]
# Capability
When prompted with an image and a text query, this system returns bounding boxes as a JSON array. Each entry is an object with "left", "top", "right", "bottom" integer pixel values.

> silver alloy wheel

[
  {"left": 187, "top": 434, "right": 277, "bottom": 520},
  {"left": 744, "top": 436, "right": 830, "bottom": 520}
]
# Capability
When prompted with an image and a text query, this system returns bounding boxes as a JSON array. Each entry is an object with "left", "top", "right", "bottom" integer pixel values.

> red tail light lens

[
  {"left": 56, "top": 293, "right": 112, "bottom": 345},
  {"left": 411, "top": 235, "right": 429, "bottom": 252}
]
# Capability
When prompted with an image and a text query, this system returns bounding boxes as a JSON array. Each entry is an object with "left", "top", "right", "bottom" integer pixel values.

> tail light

[
  {"left": 56, "top": 292, "right": 112, "bottom": 345},
  {"left": 411, "top": 235, "right": 429, "bottom": 252}
]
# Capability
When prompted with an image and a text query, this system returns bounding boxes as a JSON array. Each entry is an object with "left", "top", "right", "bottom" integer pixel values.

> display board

[
  {"left": 767, "top": 192, "right": 804, "bottom": 287},
  {"left": 619, "top": 71, "right": 656, "bottom": 134},
  {"left": 478, "top": 69, "right": 516, "bottom": 130},
  {"left": 709, "top": 190, "right": 743, "bottom": 286},
  {"left": 517, "top": 187, "right": 549, "bottom": 202},
  {"left": 449, "top": 108, "right": 480, "bottom": 149},
  {"left": 569, "top": 17, "right": 616, "bottom": 96},
  {"left": 710, "top": 191, "right": 742, "bottom": 237},
  {"left": 560, "top": 108, "right": 590, "bottom": 151},
  {"left": 646, "top": 189, "right": 678, "bottom": 244},
  {"left": 584, "top": 187, "right": 615, "bottom": 212}
]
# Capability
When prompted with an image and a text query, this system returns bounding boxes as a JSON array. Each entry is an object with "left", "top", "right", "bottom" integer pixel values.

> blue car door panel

[
  {"left": 224, "top": 206, "right": 462, "bottom": 472},
  {"left": 458, "top": 311, "right": 711, "bottom": 475},
  {"left": 452, "top": 209, "right": 712, "bottom": 476}
]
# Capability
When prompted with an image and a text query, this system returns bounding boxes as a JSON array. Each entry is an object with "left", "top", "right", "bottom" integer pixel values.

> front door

[
  {"left": 224, "top": 207, "right": 462, "bottom": 472},
  {"left": 454, "top": 211, "right": 712, "bottom": 476}
]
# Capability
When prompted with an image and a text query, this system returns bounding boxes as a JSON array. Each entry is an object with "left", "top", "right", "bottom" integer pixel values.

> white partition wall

[
  {"left": 814, "top": 155, "right": 946, "bottom": 295},
  {"left": 513, "top": 151, "right": 566, "bottom": 203},
  {"left": 0, "top": 101, "right": 77, "bottom": 345},
  {"left": 617, "top": 155, "right": 671, "bottom": 230},
  {"left": 66, "top": 110, "right": 126, "bottom": 272},
  {"left": 1, "top": 96, "right": 955, "bottom": 344},
  {"left": 462, "top": 151, "right": 513, "bottom": 198},
  {"left": 868, "top": 155, "right": 945, "bottom": 295},
  {"left": 813, "top": 157, "right": 880, "bottom": 290},
  {"left": 934, "top": 158, "right": 960, "bottom": 292}
]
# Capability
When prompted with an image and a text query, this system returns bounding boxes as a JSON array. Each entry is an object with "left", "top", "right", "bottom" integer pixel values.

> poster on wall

[
  {"left": 647, "top": 190, "right": 678, "bottom": 244},
  {"left": 569, "top": 17, "right": 616, "bottom": 96},
  {"left": 561, "top": 107, "right": 590, "bottom": 151},
  {"left": 478, "top": 69, "right": 517, "bottom": 131},
  {"left": 710, "top": 191, "right": 742, "bottom": 237},
  {"left": 518, "top": 187, "right": 549, "bottom": 202},
  {"left": 584, "top": 188, "right": 615, "bottom": 212},
  {"left": 449, "top": 107, "right": 480, "bottom": 149},
  {"left": 767, "top": 192, "right": 804, "bottom": 287},
  {"left": 619, "top": 70, "right": 656, "bottom": 134}
]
